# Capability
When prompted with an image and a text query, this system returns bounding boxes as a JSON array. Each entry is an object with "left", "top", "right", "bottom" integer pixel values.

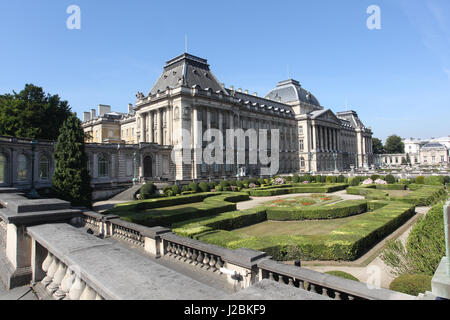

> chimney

[
  {"left": 230, "top": 85, "right": 234, "bottom": 91},
  {"left": 90, "top": 109, "right": 96, "bottom": 119},
  {"left": 98, "top": 104, "right": 111, "bottom": 117},
  {"left": 128, "top": 103, "right": 133, "bottom": 114},
  {"left": 244, "top": 90, "right": 249, "bottom": 94},
  {"left": 83, "top": 112, "right": 91, "bottom": 122},
  {"left": 253, "top": 92, "right": 258, "bottom": 96},
  {"left": 238, "top": 88, "right": 242, "bottom": 92}
]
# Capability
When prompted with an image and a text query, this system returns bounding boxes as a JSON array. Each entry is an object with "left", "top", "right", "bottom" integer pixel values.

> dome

[{"left": 264, "top": 79, "right": 320, "bottom": 106}]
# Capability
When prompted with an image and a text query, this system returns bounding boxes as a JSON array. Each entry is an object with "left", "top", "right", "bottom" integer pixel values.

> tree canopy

[
  {"left": 52, "top": 114, "right": 92, "bottom": 207},
  {"left": 372, "top": 137, "right": 385, "bottom": 154},
  {"left": 0, "top": 84, "right": 73, "bottom": 140},
  {"left": 384, "top": 135, "right": 405, "bottom": 154}
]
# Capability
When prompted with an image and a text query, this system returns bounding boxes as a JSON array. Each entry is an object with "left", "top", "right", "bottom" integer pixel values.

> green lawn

[{"left": 234, "top": 213, "right": 366, "bottom": 236}]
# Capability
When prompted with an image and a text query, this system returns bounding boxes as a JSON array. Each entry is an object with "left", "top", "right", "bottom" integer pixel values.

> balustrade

[
  {"left": 163, "top": 237, "right": 225, "bottom": 274},
  {"left": 264, "top": 270, "right": 354, "bottom": 300},
  {"left": 38, "top": 251, "right": 104, "bottom": 300},
  {"left": 111, "top": 222, "right": 145, "bottom": 247}
]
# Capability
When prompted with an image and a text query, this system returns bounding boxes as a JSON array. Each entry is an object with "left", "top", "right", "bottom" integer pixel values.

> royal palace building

[{"left": 0, "top": 53, "right": 374, "bottom": 192}]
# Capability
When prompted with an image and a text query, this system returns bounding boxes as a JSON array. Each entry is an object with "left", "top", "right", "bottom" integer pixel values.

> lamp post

[
  {"left": 28, "top": 140, "right": 39, "bottom": 199},
  {"left": 333, "top": 152, "right": 339, "bottom": 173}
]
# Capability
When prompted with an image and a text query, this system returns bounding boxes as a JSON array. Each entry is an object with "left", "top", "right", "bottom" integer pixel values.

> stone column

[
  {"left": 158, "top": 109, "right": 163, "bottom": 145},
  {"left": 312, "top": 125, "right": 317, "bottom": 151},
  {"left": 149, "top": 112, "right": 154, "bottom": 143},
  {"left": 140, "top": 113, "right": 146, "bottom": 143}
]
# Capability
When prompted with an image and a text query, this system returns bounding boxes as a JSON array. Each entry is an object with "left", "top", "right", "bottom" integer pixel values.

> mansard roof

[
  {"left": 149, "top": 53, "right": 228, "bottom": 96},
  {"left": 422, "top": 142, "right": 447, "bottom": 150},
  {"left": 264, "top": 79, "right": 321, "bottom": 106}
]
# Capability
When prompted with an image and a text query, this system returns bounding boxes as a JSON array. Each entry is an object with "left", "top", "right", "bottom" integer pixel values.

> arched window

[
  {"left": 0, "top": 153, "right": 6, "bottom": 184},
  {"left": 300, "top": 157, "right": 305, "bottom": 168},
  {"left": 98, "top": 154, "right": 109, "bottom": 177},
  {"left": 18, "top": 154, "right": 28, "bottom": 181},
  {"left": 39, "top": 155, "right": 50, "bottom": 180}
]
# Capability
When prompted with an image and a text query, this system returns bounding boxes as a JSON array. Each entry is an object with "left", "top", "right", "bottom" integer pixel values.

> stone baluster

[
  {"left": 288, "top": 278, "right": 295, "bottom": 287},
  {"left": 42, "top": 256, "right": 58, "bottom": 287},
  {"left": 80, "top": 285, "right": 97, "bottom": 300},
  {"left": 55, "top": 269, "right": 76, "bottom": 300},
  {"left": 322, "top": 287, "right": 329, "bottom": 297},
  {"left": 209, "top": 254, "right": 217, "bottom": 271},
  {"left": 186, "top": 248, "right": 192, "bottom": 263},
  {"left": 42, "top": 252, "right": 53, "bottom": 273},
  {"left": 196, "top": 251, "right": 204, "bottom": 266},
  {"left": 202, "top": 253, "right": 210, "bottom": 269},
  {"left": 298, "top": 279, "right": 305, "bottom": 290},
  {"left": 215, "top": 257, "right": 224, "bottom": 273},
  {"left": 47, "top": 261, "right": 67, "bottom": 294},
  {"left": 166, "top": 242, "right": 173, "bottom": 257},
  {"left": 278, "top": 275, "right": 285, "bottom": 284},
  {"left": 268, "top": 272, "right": 275, "bottom": 281},
  {"left": 69, "top": 276, "right": 86, "bottom": 300},
  {"left": 335, "top": 291, "right": 342, "bottom": 300},
  {"left": 191, "top": 249, "right": 198, "bottom": 265}
]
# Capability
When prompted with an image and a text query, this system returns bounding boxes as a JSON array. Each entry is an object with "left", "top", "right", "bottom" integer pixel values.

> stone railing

[
  {"left": 161, "top": 232, "right": 226, "bottom": 274},
  {"left": 0, "top": 217, "right": 7, "bottom": 250},
  {"left": 81, "top": 211, "right": 103, "bottom": 234},
  {"left": 257, "top": 259, "right": 415, "bottom": 300},
  {"left": 35, "top": 251, "right": 104, "bottom": 300},
  {"left": 109, "top": 219, "right": 145, "bottom": 248}
]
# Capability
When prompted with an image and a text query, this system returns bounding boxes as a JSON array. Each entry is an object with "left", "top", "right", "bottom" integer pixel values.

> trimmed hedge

[
  {"left": 266, "top": 200, "right": 368, "bottom": 221},
  {"left": 110, "top": 192, "right": 250, "bottom": 228},
  {"left": 389, "top": 274, "right": 432, "bottom": 296},
  {"left": 111, "top": 192, "right": 221, "bottom": 213},
  {"left": 197, "top": 200, "right": 416, "bottom": 261},
  {"left": 246, "top": 184, "right": 348, "bottom": 197},
  {"left": 406, "top": 201, "right": 447, "bottom": 275},
  {"left": 325, "top": 271, "right": 359, "bottom": 282},
  {"left": 173, "top": 206, "right": 267, "bottom": 238}
]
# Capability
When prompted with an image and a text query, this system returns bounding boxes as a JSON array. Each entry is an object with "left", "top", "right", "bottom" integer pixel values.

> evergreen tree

[{"left": 52, "top": 114, "right": 92, "bottom": 207}]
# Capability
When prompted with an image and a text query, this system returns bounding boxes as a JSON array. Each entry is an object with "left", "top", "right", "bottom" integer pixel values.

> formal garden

[{"left": 106, "top": 174, "right": 448, "bottom": 265}]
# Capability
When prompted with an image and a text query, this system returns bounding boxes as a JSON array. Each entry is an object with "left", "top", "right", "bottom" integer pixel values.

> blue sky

[{"left": 0, "top": 0, "right": 449, "bottom": 142}]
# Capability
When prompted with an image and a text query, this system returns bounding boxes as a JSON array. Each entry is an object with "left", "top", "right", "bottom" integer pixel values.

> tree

[
  {"left": 52, "top": 114, "right": 92, "bottom": 207},
  {"left": 384, "top": 135, "right": 405, "bottom": 154},
  {"left": 372, "top": 138, "right": 385, "bottom": 154},
  {"left": 0, "top": 84, "right": 72, "bottom": 140}
]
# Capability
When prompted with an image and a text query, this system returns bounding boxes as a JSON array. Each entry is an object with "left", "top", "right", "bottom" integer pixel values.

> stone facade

[{"left": 82, "top": 53, "right": 374, "bottom": 179}]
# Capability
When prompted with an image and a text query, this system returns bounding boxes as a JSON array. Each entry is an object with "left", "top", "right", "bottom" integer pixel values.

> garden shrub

[
  {"left": 385, "top": 174, "right": 396, "bottom": 184},
  {"left": 293, "top": 174, "right": 300, "bottom": 183},
  {"left": 189, "top": 182, "right": 199, "bottom": 192},
  {"left": 140, "top": 182, "right": 157, "bottom": 200},
  {"left": 337, "top": 175, "right": 345, "bottom": 183},
  {"left": 198, "top": 182, "right": 210, "bottom": 193},
  {"left": 348, "top": 177, "right": 361, "bottom": 186},
  {"left": 326, "top": 176, "right": 337, "bottom": 184},
  {"left": 444, "top": 176, "right": 450, "bottom": 184},
  {"left": 416, "top": 176, "right": 425, "bottom": 184},
  {"left": 172, "top": 185, "right": 181, "bottom": 195},
  {"left": 325, "top": 271, "right": 359, "bottom": 282},
  {"left": 370, "top": 174, "right": 380, "bottom": 181},
  {"left": 389, "top": 274, "right": 432, "bottom": 296}
]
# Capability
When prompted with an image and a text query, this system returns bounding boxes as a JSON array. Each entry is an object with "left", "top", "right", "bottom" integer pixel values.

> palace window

[
  {"left": 39, "top": 155, "right": 50, "bottom": 181},
  {"left": 300, "top": 157, "right": 305, "bottom": 168},
  {"left": 0, "top": 153, "right": 6, "bottom": 184},
  {"left": 201, "top": 161, "right": 207, "bottom": 173},
  {"left": 214, "top": 163, "right": 219, "bottom": 172},
  {"left": 87, "top": 159, "right": 91, "bottom": 175},
  {"left": 299, "top": 126, "right": 304, "bottom": 135},
  {"left": 18, "top": 154, "right": 28, "bottom": 181},
  {"left": 441, "top": 156, "right": 445, "bottom": 163},
  {"left": 299, "top": 140, "right": 304, "bottom": 151},
  {"left": 98, "top": 155, "right": 109, "bottom": 177}
]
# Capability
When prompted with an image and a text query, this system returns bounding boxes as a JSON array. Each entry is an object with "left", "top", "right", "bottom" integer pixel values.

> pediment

[{"left": 311, "top": 109, "right": 341, "bottom": 125}]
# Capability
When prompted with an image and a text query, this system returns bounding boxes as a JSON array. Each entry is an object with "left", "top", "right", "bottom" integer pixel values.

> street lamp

[
  {"left": 333, "top": 152, "right": 339, "bottom": 173},
  {"left": 28, "top": 140, "right": 40, "bottom": 199}
]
